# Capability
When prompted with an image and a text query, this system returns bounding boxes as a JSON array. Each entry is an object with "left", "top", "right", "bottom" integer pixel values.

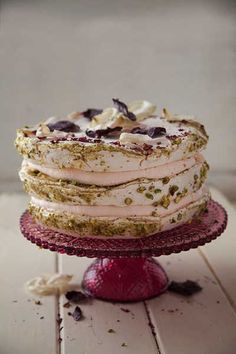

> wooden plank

[
  {"left": 59, "top": 255, "right": 159, "bottom": 354},
  {"left": 199, "top": 188, "right": 236, "bottom": 310},
  {"left": 147, "top": 250, "right": 236, "bottom": 354},
  {"left": 0, "top": 194, "right": 58, "bottom": 354}
]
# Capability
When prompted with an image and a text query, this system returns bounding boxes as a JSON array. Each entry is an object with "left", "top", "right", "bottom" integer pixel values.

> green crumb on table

[
  {"left": 137, "top": 186, "right": 146, "bottom": 193},
  {"left": 152, "top": 201, "right": 159, "bottom": 207},
  {"left": 108, "top": 329, "right": 116, "bottom": 333},
  {"left": 169, "top": 185, "right": 179, "bottom": 196},
  {"left": 151, "top": 211, "right": 158, "bottom": 217},
  {"left": 145, "top": 192, "right": 154, "bottom": 200},
  {"left": 162, "top": 177, "right": 170, "bottom": 184},
  {"left": 154, "top": 188, "right": 161, "bottom": 194},
  {"left": 124, "top": 197, "right": 133, "bottom": 205}
]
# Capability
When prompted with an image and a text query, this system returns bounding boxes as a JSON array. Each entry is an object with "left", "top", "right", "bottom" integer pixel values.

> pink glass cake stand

[{"left": 20, "top": 200, "right": 227, "bottom": 302}]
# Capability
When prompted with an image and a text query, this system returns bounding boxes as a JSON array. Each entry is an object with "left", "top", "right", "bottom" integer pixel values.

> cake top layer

[
  {"left": 15, "top": 99, "right": 208, "bottom": 171},
  {"left": 17, "top": 99, "right": 208, "bottom": 149}
]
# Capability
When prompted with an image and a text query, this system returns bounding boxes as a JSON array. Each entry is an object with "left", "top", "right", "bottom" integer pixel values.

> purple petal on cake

[
  {"left": 83, "top": 109, "right": 103, "bottom": 120},
  {"left": 112, "top": 98, "right": 136, "bottom": 121},
  {"left": 130, "top": 127, "right": 147, "bottom": 135},
  {"left": 47, "top": 120, "right": 80, "bottom": 133},
  {"left": 71, "top": 306, "right": 83, "bottom": 321},
  {"left": 65, "top": 290, "right": 87, "bottom": 303},
  {"left": 147, "top": 127, "right": 166, "bottom": 138},
  {"left": 86, "top": 127, "right": 122, "bottom": 138}
]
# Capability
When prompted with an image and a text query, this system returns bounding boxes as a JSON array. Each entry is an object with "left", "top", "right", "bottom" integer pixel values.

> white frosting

[{"left": 25, "top": 155, "right": 199, "bottom": 186}]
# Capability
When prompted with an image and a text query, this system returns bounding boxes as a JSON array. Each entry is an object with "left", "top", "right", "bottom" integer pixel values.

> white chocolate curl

[
  {"left": 25, "top": 273, "right": 73, "bottom": 296},
  {"left": 128, "top": 100, "right": 156, "bottom": 121}
]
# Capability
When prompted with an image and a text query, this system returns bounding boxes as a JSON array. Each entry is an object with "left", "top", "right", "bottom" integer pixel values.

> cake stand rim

[{"left": 19, "top": 199, "right": 227, "bottom": 258}]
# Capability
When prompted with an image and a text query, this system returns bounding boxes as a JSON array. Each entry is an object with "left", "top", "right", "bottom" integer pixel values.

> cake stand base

[
  {"left": 20, "top": 200, "right": 227, "bottom": 302},
  {"left": 82, "top": 257, "right": 168, "bottom": 302}
]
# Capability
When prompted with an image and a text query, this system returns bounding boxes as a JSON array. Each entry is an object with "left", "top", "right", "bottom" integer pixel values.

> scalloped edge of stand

[{"left": 20, "top": 200, "right": 227, "bottom": 258}]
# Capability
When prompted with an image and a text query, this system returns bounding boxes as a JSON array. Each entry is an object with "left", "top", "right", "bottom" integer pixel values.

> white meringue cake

[{"left": 15, "top": 99, "right": 210, "bottom": 238}]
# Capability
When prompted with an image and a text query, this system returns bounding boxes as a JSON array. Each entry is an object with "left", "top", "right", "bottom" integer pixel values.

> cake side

[{"left": 15, "top": 99, "right": 210, "bottom": 238}]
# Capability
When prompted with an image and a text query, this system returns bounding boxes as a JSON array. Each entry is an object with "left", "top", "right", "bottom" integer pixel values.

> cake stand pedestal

[{"left": 20, "top": 200, "right": 227, "bottom": 302}]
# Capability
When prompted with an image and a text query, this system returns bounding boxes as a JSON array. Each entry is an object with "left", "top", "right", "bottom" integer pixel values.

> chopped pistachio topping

[
  {"left": 174, "top": 192, "right": 182, "bottom": 204},
  {"left": 169, "top": 185, "right": 179, "bottom": 196},
  {"left": 124, "top": 197, "right": 133, "bottom": 205},
  {"left": 148, "top": 185, "right": 155, "bottom": 192},
  {"left": 177, "top": 213, "right": 183, "bottom": 221},
  {"left": 160, "top": 195, "right": 170, "bottom": 208},
  {"left": 162, "top": 177, "right": 170, "bottom": 185},
  {"left": 137, "top": 186, "right": 146, "bottom": 193},
  {"left": 154, "top": 188, "right": 161, "bottom": 194},
  {"left": 145, "top": 192, "right": 154, "bottom": 200}
]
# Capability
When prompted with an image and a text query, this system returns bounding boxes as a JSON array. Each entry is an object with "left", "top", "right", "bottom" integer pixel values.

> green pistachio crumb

[
  {"left": 177, "top": 213, "right": 182, "bottom": 221},
  {"left": 160, "top": 195, "right": 170, "bottom": 208},
  {"left": 137, "top": 186, "right": 146, "bottom": 193},
  {"left": 172, "top": 138, "right": 181, "bottom": 145},
  {"left": 151, "top": 211, "right": 158, "bottom": 217},
  {"left": 154, "top": 188, "right": 161, "bottom": 194},
  {"left": 124, "top": 197, "right": 133, "bottom": 205},
  {"left": 162, "top": 177, "right": 170, "bottom": 185},
  {"left": 148, "top": 185, "right": 155, "bottom": 192},
  {"left": 169, "top": 185, "right": 179, "bottom": 196},
  {"left": 174, "top": 192, "right": 182, "bottom": 204},
  {"left": 145, "top": 193, "right": 154, "bottom": 200}
]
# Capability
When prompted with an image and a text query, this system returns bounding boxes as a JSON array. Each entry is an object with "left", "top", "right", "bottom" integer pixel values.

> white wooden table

[{"left": 1, "top": 188, "right": 236, "bottom": 354}]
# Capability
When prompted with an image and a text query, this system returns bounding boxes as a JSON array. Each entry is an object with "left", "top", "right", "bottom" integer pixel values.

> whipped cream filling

[
  {"left": 25, "top": 155, "right": 202, "bottom": 186},
  {"left": 31, "top": 187, "right": 207, "bottom": 218}
]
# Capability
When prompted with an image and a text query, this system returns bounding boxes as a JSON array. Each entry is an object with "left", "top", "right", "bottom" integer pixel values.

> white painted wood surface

[{"left": 0, "top": 188, "right": 236, "bottom": 354}]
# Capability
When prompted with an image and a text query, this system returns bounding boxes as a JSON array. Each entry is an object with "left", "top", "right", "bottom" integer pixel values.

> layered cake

[{"left": 15, "top": 99, "right": 210, "bottom": 238}]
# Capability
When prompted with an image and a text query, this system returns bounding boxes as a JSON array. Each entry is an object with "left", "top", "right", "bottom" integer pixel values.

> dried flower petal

[
  {"left": 112, "top": 98, "right": 136, "bottom": 121},
  {"left": 71, "top": 306, "right": 83, "bottom": 321},
  {"left": 130, "top": 126, "right": 166, "bottom": 139},
  {"left": 86, "top": 127, "right": 122, "bottom": 138},
  {"left": 147, "top": 127, "right": 166, "bottom": 138},
  {"left": 83, "top": 109, "right": 103, "bottom": 120},
  {"left": 47, "top": 120, "right": 80, "bottom": 133},
  {"left": 168, "top": 280, "right": 202, "bottom": 296},
  {"left": 130, "top": 127, "right": 147, "bottom": 135},
  {"left": 65, "top": 291, "right": 87, "bottom": 303}
]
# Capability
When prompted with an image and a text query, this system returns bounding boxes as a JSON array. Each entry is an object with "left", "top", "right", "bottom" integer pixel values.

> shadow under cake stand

[{"left": 20, "top": 200, "right": 227, "bottom": 302}]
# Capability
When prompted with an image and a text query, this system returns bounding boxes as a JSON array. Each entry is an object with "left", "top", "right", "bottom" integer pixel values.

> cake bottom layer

[{"left": 28, "top": 193, "right": 210, "bottom": 238}]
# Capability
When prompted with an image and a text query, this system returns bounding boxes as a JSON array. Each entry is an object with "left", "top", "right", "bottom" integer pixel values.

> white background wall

[{"left": 0, "top": 0, "right": 235, "bottom": 197}]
